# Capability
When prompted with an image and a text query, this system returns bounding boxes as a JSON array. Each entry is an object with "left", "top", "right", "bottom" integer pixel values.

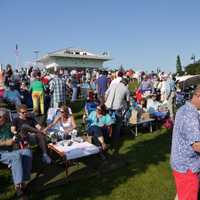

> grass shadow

[{"left": 29, "top": 129, "right": 174, "bottom": 200}]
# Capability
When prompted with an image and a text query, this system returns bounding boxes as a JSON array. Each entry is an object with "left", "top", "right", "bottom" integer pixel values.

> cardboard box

[
  {"left": 129, "top": 110, "right": 138, "bottom": 124},
  {"left": 141, "top": 112, "right": 150, "bottom": 120}
]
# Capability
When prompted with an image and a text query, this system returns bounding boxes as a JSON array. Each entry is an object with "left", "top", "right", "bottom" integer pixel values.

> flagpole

[{"left": 15, "top": 44, "right": 19, "bottom": 69}]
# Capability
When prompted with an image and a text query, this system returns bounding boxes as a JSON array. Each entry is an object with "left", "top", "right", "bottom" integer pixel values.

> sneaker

[{"left": 42, "top": 153, "right": 52, "bottom": 164}]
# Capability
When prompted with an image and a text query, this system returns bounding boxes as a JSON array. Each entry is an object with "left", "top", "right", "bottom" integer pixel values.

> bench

[{"left": 128, "top": 118, "right": 155, "bottom": 136}]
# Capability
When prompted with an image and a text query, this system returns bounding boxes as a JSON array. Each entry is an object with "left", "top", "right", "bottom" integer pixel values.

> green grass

[
  {"left": 0, "top": 128, "right": 175, "bottom": 200},
  {"left": 0, "top": 99, "right": 176, "bottom": 200},
  {"left": 29, "top": 129, "right": 175, "bottom": 200}
]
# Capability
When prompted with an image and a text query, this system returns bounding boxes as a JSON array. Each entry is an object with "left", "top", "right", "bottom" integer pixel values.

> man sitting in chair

[
  {"left": 11, "top": 104, "right": 51, "bottom": 164},
  {"left": 0, "top": 108, "right": 32, "bottom": 196}
]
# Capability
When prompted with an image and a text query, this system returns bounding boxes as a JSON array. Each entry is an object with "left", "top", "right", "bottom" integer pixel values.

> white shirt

[
  {"left": 147, "top": 98, "right": 161, "bottom": 114},
  {"left": 105, "top": 82, "right": 130, "bottom": 110},
  {"left": 110, "top": 77, "right": 122, "bottom": 86}
]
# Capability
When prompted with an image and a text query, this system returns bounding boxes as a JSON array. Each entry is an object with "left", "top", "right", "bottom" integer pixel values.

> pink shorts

[
  {"left": 173, "top": 170, "right": 199, "bottom": 200},
  {"left": 0, "top": 89, "right": 4, "bottom": 97}
]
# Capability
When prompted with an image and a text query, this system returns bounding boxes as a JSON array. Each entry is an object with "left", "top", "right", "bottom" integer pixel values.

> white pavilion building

[{"left": 38, "top": 48, "right": 111, "bottom": 70}]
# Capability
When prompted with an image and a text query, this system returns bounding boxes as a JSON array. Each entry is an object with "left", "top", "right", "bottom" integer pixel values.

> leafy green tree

[
  {"left": 176, "top": 55, "right": 182, "bottom": 74},
  {"left": 185, "top": 62, "right": 200, "bottom": 75}
]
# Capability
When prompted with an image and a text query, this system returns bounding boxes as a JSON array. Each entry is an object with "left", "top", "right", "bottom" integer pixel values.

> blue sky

[{"left": 0, "top": 0, "right": 200, "bottom": 72}]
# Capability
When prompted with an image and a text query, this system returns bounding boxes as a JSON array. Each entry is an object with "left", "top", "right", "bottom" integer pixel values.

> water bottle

[
  {"left": 71, "top": 129, "right": 77, "bottom": 141},
  {"left": 51, "top": 133, "right": 57, "bottom": 144}
]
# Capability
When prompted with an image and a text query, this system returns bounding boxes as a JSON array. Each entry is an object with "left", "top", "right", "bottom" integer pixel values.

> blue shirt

[
  {"left": 4, "top": 89, "right": 21, "bottom": 106},
  {"left": 88, "top": 111, "right": 113, "bottom": 127},
  {"left": 96, "top": 75, "right": 108, "bottom": 96},
  {"left": 81, "top": 82, "right": 90, "bottom": 89},
  {"left": 139, "top": 80, "right": 152, "bottom": 92},
  {"left": 170, "top": 102, "right": 200, "bottom": 173},
  {"left": 85, "top": 102, "right": 97, "bottom": 115}
]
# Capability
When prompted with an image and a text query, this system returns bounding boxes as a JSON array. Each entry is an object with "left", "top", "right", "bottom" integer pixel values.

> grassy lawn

[
  {"left": 0, "top": 99, "right": 176, "bottom": 200},
  {"left": 29, "top": 128, "right": 175, "bottom": 200},
  {"left": 1, "top": 128, "right": 175, "bottom": 200}
]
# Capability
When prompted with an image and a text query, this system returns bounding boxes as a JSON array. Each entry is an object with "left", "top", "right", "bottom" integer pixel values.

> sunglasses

[{"left": 20, "top": 111, "right": 28, "bottom": 114}]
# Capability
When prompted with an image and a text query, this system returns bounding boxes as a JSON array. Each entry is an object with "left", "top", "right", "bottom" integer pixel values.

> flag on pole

[
  {"left": 15, "top": 44, "right": 19, "bottom": 56},
  {"left": 15, "top": 44, "right": 19, "bottom": 68}
]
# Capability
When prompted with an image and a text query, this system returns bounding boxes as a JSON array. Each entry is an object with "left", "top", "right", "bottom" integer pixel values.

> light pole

[
  {"left": 191, "top": 54, "right": 196, "bottom": 64},
  {"left": 33, "top": 50, "right": 39, "bottom": 62}
]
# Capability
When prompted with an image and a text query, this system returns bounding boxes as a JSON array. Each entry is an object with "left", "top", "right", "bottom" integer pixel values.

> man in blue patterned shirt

[{"left": 170, "top": 85, "right": 200, "bottom": 200}]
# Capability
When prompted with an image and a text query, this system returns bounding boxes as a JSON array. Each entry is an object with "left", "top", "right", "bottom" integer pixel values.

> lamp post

[
  {"left": 33, "top": 50, "right": 39, "bottom": 61},
  {"left": 191, "top": 54, "right": 196, "bottom": 64}
]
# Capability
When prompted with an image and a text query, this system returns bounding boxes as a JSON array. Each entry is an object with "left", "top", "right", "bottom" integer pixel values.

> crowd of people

[{"left": 0, "top": 64, "right": 189, "bottom": 197}]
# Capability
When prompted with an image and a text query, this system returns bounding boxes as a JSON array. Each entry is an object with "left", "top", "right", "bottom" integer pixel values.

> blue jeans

[
  {"left": 0, "top": 149, "right": 32, "bottom": 186},
  {"left": 71, "top": 87, "right": 77, "bottom": 102},
  {"left": 152, "top": 111, "right": 168, "bottom": 120}
]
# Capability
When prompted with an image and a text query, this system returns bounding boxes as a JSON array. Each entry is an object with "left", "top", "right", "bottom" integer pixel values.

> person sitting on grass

[
  {"left": 11, "top": 104, "right": 51, "bottom": 164},
  {"left": 44, "top": 105, "right": 77, "bottom": 140},
  {"left": 86, "top": 104, "right": 113, "bottom": 150},
  {"left": 0, "top": 108, "right": 32, "bottom": 197}
]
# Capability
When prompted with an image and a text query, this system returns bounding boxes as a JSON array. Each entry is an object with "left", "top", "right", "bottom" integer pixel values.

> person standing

[
  {"left": 71, "top": 74, "right": 79, "bottom": 102},
  {"left": 109, "top": 70, "right": 123, "bottom": 86},
  {"left": 29, "top": 71, "right": 45, "bottom": 115},
  {"left": 170, "top": 85, "right": 200, "bottom": 200},
  {"left": 105, "top": 78, "right": 130, "bottom": 153},
  {"left": 5, "top": 64, "right": 13, "bottom": 87},
  {"left": 139, "top": 75, "right": 153, "bottom": 94},
  {"left": 0, "top": 67, "right": 4, "bottom": 90},
  {"left": 49, "top": 70, "right": 67, "bottom": 107},
  {"left": 96, "top": 71, "right": 108, "bottom": 104}
]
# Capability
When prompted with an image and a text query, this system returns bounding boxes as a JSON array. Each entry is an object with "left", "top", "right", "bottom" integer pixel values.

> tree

[
  {"left": 185, "top": 63, "right": 200, "bottom": 75},
  {"left": 176, "top": 55, "right": 183, "bottom": 74},
  {"left": 119, "top": 64, "right": 125, "bottom": 72}
]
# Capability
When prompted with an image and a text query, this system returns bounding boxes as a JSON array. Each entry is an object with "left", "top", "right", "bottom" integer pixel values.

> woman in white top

[{"left": 44, "top": 105, "right": 76, "bottom": 138}]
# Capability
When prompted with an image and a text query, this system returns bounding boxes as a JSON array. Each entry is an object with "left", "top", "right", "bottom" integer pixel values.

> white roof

[{"left": 38, "top": 48, "right": 111, "bottom": 62}]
